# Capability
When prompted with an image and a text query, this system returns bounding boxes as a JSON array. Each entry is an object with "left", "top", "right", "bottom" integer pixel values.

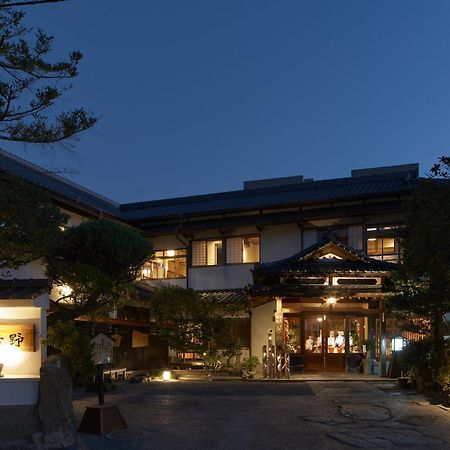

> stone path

[
  {"left": 72, "top": 380, "right": 450, "bottom": 449},
  {"left": 306, "top": 381, "right": 450, "bottom": 448}
]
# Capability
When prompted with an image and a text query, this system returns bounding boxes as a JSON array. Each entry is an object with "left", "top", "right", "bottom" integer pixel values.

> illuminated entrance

[
  {"left": 251, "top": 233, "right": 395, "bottom": 374},
  {"left": 285, "top": 314, "right": 368, "bottom": 372}
]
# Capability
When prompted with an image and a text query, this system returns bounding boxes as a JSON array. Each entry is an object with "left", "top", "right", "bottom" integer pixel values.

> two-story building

[
  {"left": 121, "top": 163, "right": 419, "bottom": 374},
  {"left": 0, "top": 148, "right": 421, "bottom": 381}
]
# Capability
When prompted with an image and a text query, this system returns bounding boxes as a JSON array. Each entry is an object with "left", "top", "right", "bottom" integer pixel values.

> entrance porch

[{"left": 250, "top": 234, "right": 396, "bottom": 375}]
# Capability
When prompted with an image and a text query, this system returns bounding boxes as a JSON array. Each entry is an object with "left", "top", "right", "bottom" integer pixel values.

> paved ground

[{"left": 74, "top": 380, "right": 450, "bottom": 449}]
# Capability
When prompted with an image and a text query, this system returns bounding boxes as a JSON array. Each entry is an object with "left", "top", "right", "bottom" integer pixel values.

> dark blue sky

[{"left": 7, "top": 0, "right": 450, "bottom": 203}]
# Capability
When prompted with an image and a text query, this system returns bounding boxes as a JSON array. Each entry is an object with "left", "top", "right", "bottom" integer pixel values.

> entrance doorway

[{"left": 286, "top": 314, "right": 367, "bottom": 372}]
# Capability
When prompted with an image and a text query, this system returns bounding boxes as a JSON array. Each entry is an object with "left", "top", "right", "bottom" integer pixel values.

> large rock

[{"left": 37, "top": 355, "right": 75, "bottom": 448}]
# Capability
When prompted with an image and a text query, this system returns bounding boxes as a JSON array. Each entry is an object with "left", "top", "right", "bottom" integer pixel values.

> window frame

[
  {"left": 191, "top": 234, "right": 261, "bottom": 267},
  {"left": 365, "top": 224, "right": 401, "bottom": 262},
  {"left": 191, "top": 238, "right": 224, "bottom": 267},
  {"left": 225, "top": 234, "right": 261, "bottom": 265},
  {"left": 140, "top": 248, "right": 187, "bottom": 280}
]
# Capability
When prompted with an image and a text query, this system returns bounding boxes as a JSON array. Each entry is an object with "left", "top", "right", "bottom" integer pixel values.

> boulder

[{"left": 37, "top": 355, "right": 75, "bottom": 448}]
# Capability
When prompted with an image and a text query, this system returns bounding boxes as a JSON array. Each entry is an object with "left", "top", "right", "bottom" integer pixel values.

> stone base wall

[{"left": 0, "top": 405, "right": 40, "bottom": 441}]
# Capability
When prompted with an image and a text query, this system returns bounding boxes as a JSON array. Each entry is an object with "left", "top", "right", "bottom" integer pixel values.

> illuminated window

[
  {"left": 192, "top": 240, "right": 223, "bottom": 266},
  {"left": 140, "top": 249, "right": 187, "bottom": 279},
  {"left": 226, "top": 236, "right": 260, "bottom": 264},
  {"left": 366, "top": 225, "right": 400, "bottom": 262}
]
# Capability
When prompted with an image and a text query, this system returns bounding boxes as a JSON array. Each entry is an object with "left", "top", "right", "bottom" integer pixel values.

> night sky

[{"left": 6, "top": 1, "right": 450, "bottom": 203}]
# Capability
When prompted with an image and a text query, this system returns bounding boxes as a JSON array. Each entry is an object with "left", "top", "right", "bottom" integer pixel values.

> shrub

[
  {"left": 241, "top": 356, "right": 259, "bottom": 374},
  {"left": 399, "top": 338, "right": 450, "bottom": 394},
  {"left": 45, "top": 321, "right": 95, "bottom": 386}
]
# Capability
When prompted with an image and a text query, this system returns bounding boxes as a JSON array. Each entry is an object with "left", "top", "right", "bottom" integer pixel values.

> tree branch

[{"left": 0, "top": 1, "right": 67, "bottom": 7}]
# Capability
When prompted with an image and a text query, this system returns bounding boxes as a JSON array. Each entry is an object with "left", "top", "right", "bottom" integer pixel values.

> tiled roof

[
  {"left": 0, "top": 148, "right": 422, "bottom": 225},
  {"left": 198, "top": 289, "right": 249, "bottom": 304},
  {"left": 134, "top": 284, "right": 249, "bottom": 304},
  {"left": 0, "top": 148, "right": 123, "bottom": 219},
  {"left": 0, "top": 279, "right": 49, "bottom": 299},
  {"left": 121, "top": 171, "right": 419, "bottom": 222},
  {"left": 253, "top": 234, "right": 396, "bottom": 275}
]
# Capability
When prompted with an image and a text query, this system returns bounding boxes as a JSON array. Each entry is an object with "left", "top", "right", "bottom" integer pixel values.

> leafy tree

[
  {"left": 431, "top": 156, "right": 450, "bottom": 178},
  {"left": 44, "top": 320, "right": 95, "bottom": 386},
  {"left": 0, "top": 1, "right": 96, "bottom": 146},
  {"left": 149, "top": 286, "right": 208, "bottom": 362},
  {"left": 0, "top": 173, "right": 67, "bottom": 270},
  {"left": 45, "top": 219, "right": 153, "bottom": 323},
  {"left": 149, "top": 286, "right": 247, "bottom": 364},
  {"left": 390, "top": 164, "right": 450, "bottom": 341}
]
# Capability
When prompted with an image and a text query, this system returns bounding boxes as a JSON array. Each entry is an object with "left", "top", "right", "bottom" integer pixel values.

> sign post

[{"left": 78, "top": 333, "right": 127, "bottom": 435}]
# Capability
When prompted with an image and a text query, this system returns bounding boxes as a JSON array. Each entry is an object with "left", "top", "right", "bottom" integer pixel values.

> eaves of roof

[
  {"left": 0, "top": 278, "right": 49, "bottom": 299},
  {"left": 253, "top": 235, "right": 396, "bottom": 275},
  {"left": 0, "top": 148, "right": 124, "bottom": 220},
  {"left": 120, "top": 172, "right": 420, "bottom": 223}
]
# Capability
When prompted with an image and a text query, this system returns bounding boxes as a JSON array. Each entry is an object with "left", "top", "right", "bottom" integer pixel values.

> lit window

[
  {"left": 192, "top": 240, "right": 223, "bottom": 266},
  {"left": 140, "top": 249, "right": 187, "bottom": 279},
  {"left": 366, "top": 226, "right": 400, "bottom": 262},
  {"left": 226, "top": 236, "right": 260, "bottom": 264}
]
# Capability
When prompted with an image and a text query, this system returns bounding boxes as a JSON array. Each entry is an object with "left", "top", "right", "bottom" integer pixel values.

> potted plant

[{"left": 241, "top": 356, "right": 259, "bottom": 380}]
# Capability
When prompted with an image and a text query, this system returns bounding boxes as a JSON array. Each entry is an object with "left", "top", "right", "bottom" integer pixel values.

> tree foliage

[
  {"left": 0, "top": 1, "right": 96, "bottom": 146},
  {"left": 390, "top": 164, "right": 450, "bottom": 341},
  {"left": 149, "top": 286, "right": 247, "bottom": 362},
  {"left": 430, "top": 156, "right": 450, "bottom": 179},
  {"left": 45, "top": 219, "right": 153, "bottom": 321},
  {"left": 44, "top": 320, "right": 95, "bottom": 386},
  {"left": 0, "top": 173, "right": 67, "bottom": 269}
]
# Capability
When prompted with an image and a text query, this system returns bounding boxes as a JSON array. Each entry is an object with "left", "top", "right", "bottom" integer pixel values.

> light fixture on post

[
  {"left": 326, "top": 297, "right": 337, "bottom": 306},
  {"left": 392, "top": 334, "right": 406, "bottom": 352}
]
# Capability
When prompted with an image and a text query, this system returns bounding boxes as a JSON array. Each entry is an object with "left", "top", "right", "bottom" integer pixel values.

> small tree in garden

[
  {"left": 44, "top": 320, "right": 95, "bottom": 386},
  {"left": 149, "top": 286, "right": 248, "bottom": 365},
  {"left": 149, "top": 286, "right": 215, "bottom": 363}
]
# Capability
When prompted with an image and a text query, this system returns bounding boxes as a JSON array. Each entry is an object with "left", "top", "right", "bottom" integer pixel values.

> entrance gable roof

[{"left": 253, "top": 233, "right": 396, "bottom": 276}]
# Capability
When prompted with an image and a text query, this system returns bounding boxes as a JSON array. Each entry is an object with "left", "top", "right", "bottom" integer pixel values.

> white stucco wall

[
  {"left": 260, "top": 224, "right": 302, "bottom": 262},
  {"left": 189, "top": 265, "right": 253, "bottom": 290},
  {"left": 251, "top": 300, "right": 276, "bottom": 366},
  {"left": 149, "top": 235, "right": 188, "bottom": 252},
  {"left": 3, "top": 260, "right": 46, "bottom": 280}
]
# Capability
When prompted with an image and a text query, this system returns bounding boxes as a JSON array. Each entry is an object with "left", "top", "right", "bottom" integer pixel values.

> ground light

[{"left": 162, "top": 370, "right": 171, "bottom": 381}]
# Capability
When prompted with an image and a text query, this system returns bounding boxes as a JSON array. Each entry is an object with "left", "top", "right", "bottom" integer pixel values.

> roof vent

[
  {"left": 351, "top": 163, "right": 419, "bottom": 179},
  {"left": 244, "top": 175, "right": 304, "bottom": 190}
]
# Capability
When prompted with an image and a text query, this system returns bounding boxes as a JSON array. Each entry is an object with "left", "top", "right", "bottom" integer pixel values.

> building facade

[
  {"left": 0, "top": 149, "right": 421, "bottom": 378},
  {"left": 122, "top": 163, "right": 419, "bottom": 374}
]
